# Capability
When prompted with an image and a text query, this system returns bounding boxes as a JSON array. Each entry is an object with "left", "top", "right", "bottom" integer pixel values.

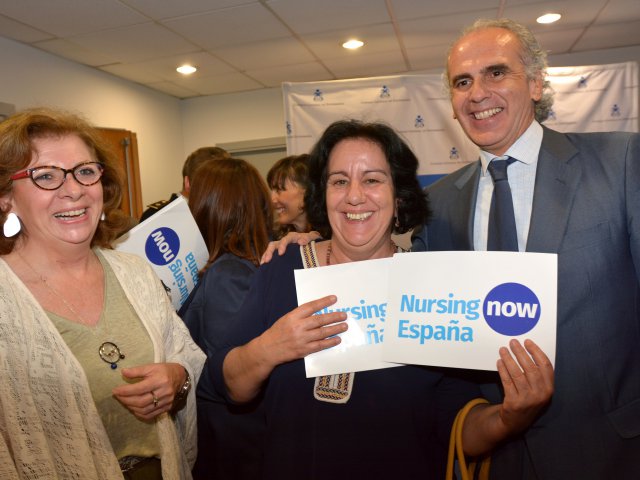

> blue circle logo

[
  {"left": 145, "top": 227, "right": 180, "bottom": 266},
  {"left": 483, "top": 282, "right": 541, "bottom": 336}
]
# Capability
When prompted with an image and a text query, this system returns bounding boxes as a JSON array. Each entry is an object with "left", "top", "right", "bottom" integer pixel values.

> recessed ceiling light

[
  {"left": 537, "top": 13, "right": 561, "bottom": 24},
  {"left": 176, "top": 64, "right": 197, "bottom": 75},
  {"left": 342, "top": 39, "right": 364, "bottom": 50}
]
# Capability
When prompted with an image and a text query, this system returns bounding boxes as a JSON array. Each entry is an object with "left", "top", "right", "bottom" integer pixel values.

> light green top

[{"left": 49, "top": 250, "right": 160, "bottom": 459}]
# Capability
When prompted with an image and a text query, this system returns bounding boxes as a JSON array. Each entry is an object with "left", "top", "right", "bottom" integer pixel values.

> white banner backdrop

[{"left": 283, "top": 61, "right": 638, "bottom": 186}]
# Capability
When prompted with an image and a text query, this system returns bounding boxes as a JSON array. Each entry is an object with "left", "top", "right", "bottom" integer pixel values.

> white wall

[
  {"left": 2, "top": 34, "right": 639, "bottom": 207},
  {"left": 181, "top": 88, "right": 285, "bottom": 154}
]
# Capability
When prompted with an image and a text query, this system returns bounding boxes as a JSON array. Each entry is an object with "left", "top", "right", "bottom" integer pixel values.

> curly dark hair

[
  {"left": 305, "top": 120, "right": 430, "bottom": 238},
  {"left": 0, "top": 107, "right": 133, "bottom": 254}
]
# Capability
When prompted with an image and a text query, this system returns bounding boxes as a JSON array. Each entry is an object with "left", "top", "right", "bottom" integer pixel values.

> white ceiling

[{"left": 1, "top": 0, "right": 639, "bottom": 99}]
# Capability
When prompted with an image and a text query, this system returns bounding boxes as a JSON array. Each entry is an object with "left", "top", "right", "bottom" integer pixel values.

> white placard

[
  {"left": 295, "top": 257, "right": 399, "bottom": 377},
  {"left": 383, "top": 251, "right": 557, "bottom": 371},
  {"left": 114, "top": 196, "right": 208, "bottom": 310}
]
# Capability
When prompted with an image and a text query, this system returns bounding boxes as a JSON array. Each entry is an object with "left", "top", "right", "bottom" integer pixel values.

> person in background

[
  {"left": 412, "top": 18, "right": 640, "bottom": 479},
  {"left": 139, "top": 146, "right": 230, "bottom": 222},
  {"left": 179, "top": 158, "right": 273, "bottom": 480},
  {"left": 209, "top": 119, "right": 553, "bottom": 479},
  {"left": 266, "top": 153, "right": 312, "bottom": 237},
  {"left": 0, "top": 107, "right": 205, "bottom": 479}
]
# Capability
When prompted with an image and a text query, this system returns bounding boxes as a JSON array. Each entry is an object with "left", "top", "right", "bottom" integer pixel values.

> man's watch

[{"left": 174, "top": 368, "right": 191, "bottom": 404}]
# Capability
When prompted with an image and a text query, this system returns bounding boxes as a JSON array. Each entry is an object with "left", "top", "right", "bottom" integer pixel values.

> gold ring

[{"left": 152, "top": 391, "right": 159, "bottom": 408}]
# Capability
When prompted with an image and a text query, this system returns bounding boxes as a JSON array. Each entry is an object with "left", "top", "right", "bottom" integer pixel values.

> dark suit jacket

[{"left": 412, "top": 127, "right": 640, "bottom": 479}]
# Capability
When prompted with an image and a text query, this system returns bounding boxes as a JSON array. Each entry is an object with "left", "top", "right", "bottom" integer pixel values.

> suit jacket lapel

[
  {"left": 453, "top": 162, "right": 480, "bottom": 250},
  {"left": 527, "top": 127, "right": 582, "bottom": 253}
]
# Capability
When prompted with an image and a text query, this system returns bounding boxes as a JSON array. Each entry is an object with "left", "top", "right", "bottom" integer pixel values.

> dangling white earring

[
  {"left": 100, "top": 212, "right": 106, "bottom": 221},
  {"left": 3, "top": 212, "right": 21, "bottom": 237}
]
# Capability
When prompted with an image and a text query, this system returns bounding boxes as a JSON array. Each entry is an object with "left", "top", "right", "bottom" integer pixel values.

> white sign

[
  {"left": 295, "top": 258, "right": 399, "bottom": 377},
  {"left": 383, "top": 251, "right": 557, "bottom": 371},
  {"left": 114, "top": 196, "right": 208, "bottom": 310}
]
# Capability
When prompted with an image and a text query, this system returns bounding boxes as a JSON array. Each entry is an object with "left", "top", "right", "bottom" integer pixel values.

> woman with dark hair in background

[
  {"left": 267, "top": 153, "right": 312, "bottom": 236},
  {"left": 179, "top": 157, "right": 273, "bottom": 479},
  {"left": 0, "top": 107, "right": 204, "bottom": 479}
]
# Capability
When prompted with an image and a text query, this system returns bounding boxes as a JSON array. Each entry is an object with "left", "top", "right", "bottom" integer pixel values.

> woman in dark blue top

[
  {"left": 211, "top": 120, "right": 554, "bottom": 479},
  {"left": 179, "top": 157, "right": 272, "bottom": 480}
]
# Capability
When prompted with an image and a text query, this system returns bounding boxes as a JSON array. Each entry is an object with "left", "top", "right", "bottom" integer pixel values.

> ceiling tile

[
  {"left": 300, "top": 23, "right": 401, "bottom": 59},
  {"left": 145, "top": 80, "right": 200, "bottom": 98},
  {"left": 121, "top": 0, "right": 254, "bottom": 20},
  {"left": 162, "top": 3, "right": 291, "bottom": 49},
  {"left": 532, "top": 27, "right": 586, "bottom": 54},
  {"left": 267, "top": 0, "right": 390, "bottom": 34},
  {"left": 323, "top": 50, "right": 408, "bottom": 79},
  {"left": 213, "top": 36, "right": 316, "bottom": 70},
  {"left": 503, "top": 0, "right": 607, "bottom": 31},
  {"left": 405, "top": 44, "right": 452, "bottom": 72},
  {"left": 390, "top": 0, "right": 499, "bottom": 21},
  {"left": 126, "top": 52, "right": 237, "bottom": 80},
  {"left": 0, "top": 13, "right": 53, "bottom": 43},
  {"left": 34, "top": 38, "right": 119, "bottom": 66},
  {"left": 246, "top": 62, "right": 334, "bottom": 87},
  {"left": 0, "top": 0, "right": 148, "bottom": 37},
  {"left": 398, "top": 9, "right": 496, "bottom": 49},
  {"left": 572, "top": 20, "right": 640, "bottom": 51},
  {"left": 67, "top": 22, "right": 201, "bottom": 64},
  {"left": 172, "top": 71, "right": 265, "bottom": 96},
  {"left": 596, "top": 0, "right": 640, "bottom": 24}
]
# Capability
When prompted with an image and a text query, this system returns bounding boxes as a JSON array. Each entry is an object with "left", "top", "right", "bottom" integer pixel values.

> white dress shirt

[{"left": 473, "top": 120, "right": 542, "bottom": 251}]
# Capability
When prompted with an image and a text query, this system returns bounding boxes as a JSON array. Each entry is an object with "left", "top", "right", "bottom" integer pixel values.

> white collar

[{"left": 479, "top": 121, "right": 543, "bottom": 174}]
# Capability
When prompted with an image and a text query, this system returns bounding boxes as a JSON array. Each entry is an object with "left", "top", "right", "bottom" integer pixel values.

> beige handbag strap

[
  {"left": 446, "top": 397, "right": 491, "bottom": 480},
  {"left": 300, "top": 243, "right": 355, "bottom": 404}
]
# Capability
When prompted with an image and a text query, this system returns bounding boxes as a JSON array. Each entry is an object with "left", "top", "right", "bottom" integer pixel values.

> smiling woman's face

[
  {"left": 325, "top": 137, "right": 395, "bottom": 261},
  {"left": 7, "top": 134, "right": 103, "bottom": 250},
  {"left": 270, "top": 178, "right": 307, "bottom": 232}
]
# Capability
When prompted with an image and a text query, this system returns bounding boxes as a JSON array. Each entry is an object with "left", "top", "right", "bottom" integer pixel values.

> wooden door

[{"left": 96, "top": 128, "right": 143, "bottom": 219}]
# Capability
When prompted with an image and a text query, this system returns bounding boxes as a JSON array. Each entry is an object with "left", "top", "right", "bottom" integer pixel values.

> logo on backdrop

[
  {"left": 611, "top": 104, "right": 621, "bottom": 117},
  {"left": 313, "top": 88, "right": 324, "bottom": 102},
  {"left": 380, "top": 85, "right": 390, "bottom": 98},
  {"left": 483, "top": 282, "right": 541, "bottom": 336},
  {"left": 449, "top": 147, "right": 460, "bottom": 160},
  {"left": 414, "top": 115, "right": 425, "bottom": 128},
  {"left": 145, "top": 227, "right": 180, "bottom": 266},
  {"left": 578, "top": 76, "right": 588, "bottom": 88}
]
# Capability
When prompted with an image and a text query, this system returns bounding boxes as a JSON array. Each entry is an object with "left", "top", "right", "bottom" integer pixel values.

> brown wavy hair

[
  {"left": 188, "top": 158, "right": 273, "bottom": 271},
  {"left": 0, "top": 107, "right": 133, "bottom": 254}
]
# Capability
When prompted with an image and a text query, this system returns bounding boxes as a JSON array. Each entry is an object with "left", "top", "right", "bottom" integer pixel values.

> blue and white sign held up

[
  {"left": 114, "top": 196, "right": 208, "bottom": 310},
  {"left": 295, "top": 257, "right": 399, "bottom": 378},
  {"left": 383, "top": 251, "right": 557, "bottom": 371}
]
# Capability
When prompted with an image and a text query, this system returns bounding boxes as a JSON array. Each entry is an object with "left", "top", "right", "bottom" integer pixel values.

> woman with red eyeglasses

[{"left": 0, "top": 107, "right": 204, "bottom": 479}]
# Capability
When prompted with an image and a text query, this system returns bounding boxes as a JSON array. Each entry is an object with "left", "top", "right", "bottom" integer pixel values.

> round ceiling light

[
  {"left": 342, "top": 39, "right": 364, "bottom": 50},
  {"left": 537, "top": 13, "right": 562, "bottom": 24},
  {"left": 176, "top": 64, "right": 197, "bottom": 75}
]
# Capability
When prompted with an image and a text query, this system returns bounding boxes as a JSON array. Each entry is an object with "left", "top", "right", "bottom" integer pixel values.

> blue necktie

[{"left": 487, "top": 157, "right": 518, "bottom": 251}]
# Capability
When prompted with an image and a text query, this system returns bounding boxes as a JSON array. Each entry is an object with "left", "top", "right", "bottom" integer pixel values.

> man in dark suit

[
  {"left": 139, "top": 146, "right": 230, "bottom": 222},
  {"left": 413, "top": 18, "right": 640, "bottom": 479}
]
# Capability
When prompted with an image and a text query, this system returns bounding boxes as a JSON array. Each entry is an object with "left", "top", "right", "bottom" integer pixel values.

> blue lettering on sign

[
  {"left": 483, "top": 282, "right": 541, "bottom": 336},
  {"left": 145, "top": 227, "right": 181, "bottom": 266}
]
